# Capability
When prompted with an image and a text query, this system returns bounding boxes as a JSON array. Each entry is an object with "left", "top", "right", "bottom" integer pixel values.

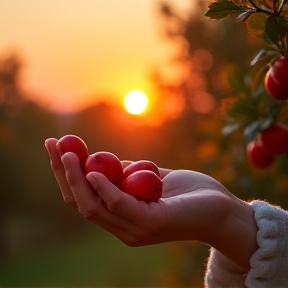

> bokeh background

[{"left": 1, "top": 0, "right": 288, "bottom": 287}]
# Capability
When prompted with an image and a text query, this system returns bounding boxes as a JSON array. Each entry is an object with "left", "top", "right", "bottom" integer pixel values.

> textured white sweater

[{"left": 205, "top": 200, "right": 288, "bottom": 287}]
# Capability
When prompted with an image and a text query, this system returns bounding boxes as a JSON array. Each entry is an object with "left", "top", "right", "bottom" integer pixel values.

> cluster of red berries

[
  {"left": 247, "top": 122, "right": 288, "bottom": 168},
  {"left": 265, "top": 56, "right": 288, "bottom": 101},
  {"left": 56, "top": 135, "right": 162, "bottom": 202},
  {"left": 247, "top": 55, "right": 288, "bottom": 168}
]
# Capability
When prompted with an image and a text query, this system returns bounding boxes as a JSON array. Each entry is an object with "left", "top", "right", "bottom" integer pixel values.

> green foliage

[
  {"left": 222, "top": 64, "right": 287, "bottom": 142},
  {"left": 205, "top": 1, "right": 249, "bottom": 20},
  {"left": 206, "top": 0, "right": 288, "bottom": 146}
]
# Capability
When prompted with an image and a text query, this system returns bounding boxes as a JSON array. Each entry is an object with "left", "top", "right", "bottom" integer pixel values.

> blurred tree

[{"left": 150, "top": 0, "right": 288, "bottom": 285}]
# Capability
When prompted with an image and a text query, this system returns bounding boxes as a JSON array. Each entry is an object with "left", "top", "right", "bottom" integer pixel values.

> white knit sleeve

[
  {"left": 205, "top": 200, "right": 288, "bottom": 288},
  {"left": 245, "top": 200, "right": 288, "bottom": 287}
]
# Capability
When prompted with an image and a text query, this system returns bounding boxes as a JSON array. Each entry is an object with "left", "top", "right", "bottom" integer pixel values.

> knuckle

[
  {"left": 106, "top": 195, "right": 122, "bottom": 214},
  {"left": 66, "top": 173, "right": 78, "bottom": 188}
]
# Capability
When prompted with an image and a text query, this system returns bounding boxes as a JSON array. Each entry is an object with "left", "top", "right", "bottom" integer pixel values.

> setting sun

[{"left": 124, "top": 90, "right": 148, "bottom": 115}]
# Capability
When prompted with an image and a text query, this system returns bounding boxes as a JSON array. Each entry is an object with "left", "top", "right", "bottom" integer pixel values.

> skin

[{"left": 45, "top": 138, "right": 258, "bottom": 273}]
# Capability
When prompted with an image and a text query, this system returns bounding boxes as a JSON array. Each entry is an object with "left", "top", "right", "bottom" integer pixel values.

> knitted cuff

[
  {"left": 205, "top": 200, "right": 288, "bottom": 288},
  {"left": 245, "top": 200, "right": 288, "bottom": 288}
]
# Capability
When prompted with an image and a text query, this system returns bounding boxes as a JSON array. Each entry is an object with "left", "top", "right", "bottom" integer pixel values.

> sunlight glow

[{"left": 124, "top": 90, "right": 148, "bottom": 115}]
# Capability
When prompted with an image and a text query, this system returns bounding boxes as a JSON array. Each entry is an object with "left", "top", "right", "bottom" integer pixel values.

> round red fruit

[
  {"left": 120, "top": 170, "right": 162, "bottom": 202},
  {"left": 85, "top": 151, "right": 124, "bottom": 187},
  {"left": 123, "top": 160, "right": 160, "bottom": 179},
  {"left": 260, "top": 122, "right": 288, "bottom": 155},
  {"left": 264, "top": 69, "right": 288, "bottom": 101},
  {"left": 270, "top": 56, "right": 288, "bottom": 87},
  {"left": 247, "top": 140, "right": 274, "bottom": 168},
  {"left": 57, "top": 135, "right": 89, "bottom": 170}
]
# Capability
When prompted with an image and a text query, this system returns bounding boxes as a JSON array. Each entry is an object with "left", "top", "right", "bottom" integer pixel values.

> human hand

[{"left": 45, "top": 138, "right": 258, "bottom": 271}]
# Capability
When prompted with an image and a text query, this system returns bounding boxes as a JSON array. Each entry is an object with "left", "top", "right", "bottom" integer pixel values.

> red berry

[
  {"left": 85, "top": 151, "right": 124, "bottom": 187},
  {"left": 264, "top": 69, "right": 288, "bottom": 101},
  {"left": 120, "top": 170, "right": 162, "bottom": 202},
  {"left": 123, "top": 160, "right": 160, "bottom": 179},
  {"left": 57, "top": 135, "right": 89, "bottom": 170},
  {"left": 260, "top": 122, "right": 288, "bottom": 156},
  {"left": 270, "top": 56, "right": 288, "bottom": 87},
  {"left": 247, "top": 140, "right": 274, "bottom": 168}
]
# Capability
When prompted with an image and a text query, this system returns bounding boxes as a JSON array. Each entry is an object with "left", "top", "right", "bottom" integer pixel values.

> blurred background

[{"left": 1, "top": 0, "right": 288, "bottom": 287}]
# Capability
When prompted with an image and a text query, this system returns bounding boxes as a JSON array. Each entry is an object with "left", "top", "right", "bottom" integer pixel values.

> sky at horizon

[{"left": 0, "top": 0, "right": 191, "bottom": 114}]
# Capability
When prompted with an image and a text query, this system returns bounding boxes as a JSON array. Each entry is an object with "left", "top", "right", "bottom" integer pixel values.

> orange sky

[{"left": 0, "top": 0, "right": 191, "bottom": 114}]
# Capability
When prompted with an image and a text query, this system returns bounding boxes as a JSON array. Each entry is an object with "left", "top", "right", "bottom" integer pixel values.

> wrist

[{"left": 210, "top": 197, "right": 258, "bottom": 271}]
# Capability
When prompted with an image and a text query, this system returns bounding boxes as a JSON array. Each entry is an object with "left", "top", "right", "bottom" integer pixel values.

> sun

[{"left": 124, "top": 90, "right": 148, "bottom": 115}]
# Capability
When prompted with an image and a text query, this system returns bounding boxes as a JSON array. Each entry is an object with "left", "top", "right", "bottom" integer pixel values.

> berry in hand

[
  {"left": 56, "top": 135, "right": 89, "bottom": 170},
  {"left": 85, "top": 151, "right": 124, "bottom": 187},
  {"left": 120, "top": 170, "right": 162, "bottom": 202},
  {"left": 123, "top": 160, "right": 160, "bottom": 179}
]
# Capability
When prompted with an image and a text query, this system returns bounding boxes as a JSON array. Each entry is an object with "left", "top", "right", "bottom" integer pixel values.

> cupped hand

[{"left": 45, "top": 138, "right": 258, "bottom": 271}]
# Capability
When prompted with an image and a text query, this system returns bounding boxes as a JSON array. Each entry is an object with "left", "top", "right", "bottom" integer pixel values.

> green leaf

[
  {"left": 222, "top": 121, "right": 243, "bottom": 135},
  {"left": 205, "top": 1, "right": 248, "bottom": 20},
  {"left": 252, "top": 64, "right": 269, "bottom": 90},
  {"left": 232, "top": 0, "right": 254, "bottom": 8},
  {"left": 243, "top": 120, "right": 262, "bottom": 143},
  {"left": 275, "top": 0, "right": 286, "bottom": 13},
  {"left": 226, "top": 98, "right": 259, "bottom": 122},
  {"left": 259, "top": 116, "right": 274, "bottom": 130},
  {"left": 245, "top": 12, "right": 268, "bottom": 37},
  {"left": 250, "top": 49, "right": 276, "bottom": 66},
  {"left": 237, "top": 11, "right": 254, "bottom": 21},
  {"left": 250, "top": 49, "right": 280, "bottom": 90},
  {"left": 252, "top": 0, "right": 274, "bottom": 13},
  {"left": 265, "top": 15, "right": 288, "bottom": 48}
]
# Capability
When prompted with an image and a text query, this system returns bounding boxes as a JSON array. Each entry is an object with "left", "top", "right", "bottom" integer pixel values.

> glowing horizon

[{"left": 0, "top": 0, "right": 168, "bottom": 114}]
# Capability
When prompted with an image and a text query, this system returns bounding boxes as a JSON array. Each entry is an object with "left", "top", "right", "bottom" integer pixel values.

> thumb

[{"left": 86, "top": 172, "right": 141, "bottom": 220}]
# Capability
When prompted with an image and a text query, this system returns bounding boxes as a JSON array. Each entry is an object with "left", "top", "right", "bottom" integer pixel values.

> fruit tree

[{"left": 206, "top": 0, "right": 288, "bottom": 168}]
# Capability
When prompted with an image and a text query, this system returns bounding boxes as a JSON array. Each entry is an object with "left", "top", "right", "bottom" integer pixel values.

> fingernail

[{"left": 61, "top": 155, "right": 70, "bottom": 172}]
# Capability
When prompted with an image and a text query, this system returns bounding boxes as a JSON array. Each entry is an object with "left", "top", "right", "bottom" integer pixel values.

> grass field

[{"left": 0, "top": 230, "right": 175, "bottom": 287}]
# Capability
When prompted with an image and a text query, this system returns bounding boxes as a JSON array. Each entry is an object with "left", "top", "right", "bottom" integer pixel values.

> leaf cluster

[
  {"left": 206, "top": 0, "right": 288, "bottom": 143},
  {"left": 222, "top": 65, "right": 287, "bottom": 143},
  {"left": 205, "top": 0, "right": 288, "bottom": 65}
]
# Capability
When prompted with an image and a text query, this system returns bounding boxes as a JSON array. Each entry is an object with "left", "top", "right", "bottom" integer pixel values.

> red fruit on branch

[
  {"left": 56, "top": 135, "right": 89, "bottom": 170},
  {"left": 265, "top": 56, "right": 288, "bottom": 101},
  {"left": 260, "top": 122, "right": 288, "bottom": 156},
  {"left": 85, "top": 151, "right": 124, "bottom": 187},
  {"left": 264, "top": 69, "right": 288, "bottom": 101},
  {"left": 120, "top": 170, "right": 162, "bottom": 202},
  {"left": 123, "top": 160, "right": 160, "bottom": 179},
  {"left": 270, "top": 56, "right": 288, "bottom": 88},
  {"left": 247, "top": 140, "right": 274, "bottom": 168}
]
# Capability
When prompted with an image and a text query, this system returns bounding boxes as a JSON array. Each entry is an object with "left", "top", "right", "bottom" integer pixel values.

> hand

[{"left": 45, "top": 138, "right": 258, "bottom": 271}]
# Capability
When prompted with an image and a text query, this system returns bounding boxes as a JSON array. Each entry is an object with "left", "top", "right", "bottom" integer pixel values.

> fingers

[
  {"left": 45, "top": 138, "right": 77, "bottom": 207},
  {"left": 62, "top": 152, "right": 138, "bottom": 231},
  {"left": 159, "top": 168, "right": 172, "bottom": 179},
  {"left": 86, "top": 172, "right": 147, "bottom": 222}
]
